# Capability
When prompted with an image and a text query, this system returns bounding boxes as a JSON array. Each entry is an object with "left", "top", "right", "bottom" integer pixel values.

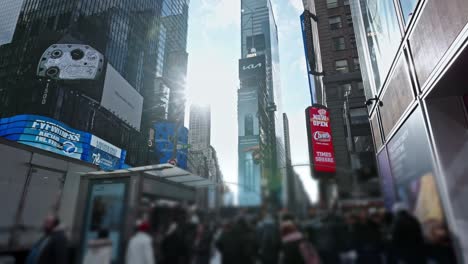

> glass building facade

[
  {"left": 352, "top": 0, "right": 468, "bottom": 260},
  {"left": 238, "top": 0, "right": 284, "bottom": 207},
  {"left": 0, "top": 0, "right": 190, "bottom": 167}
]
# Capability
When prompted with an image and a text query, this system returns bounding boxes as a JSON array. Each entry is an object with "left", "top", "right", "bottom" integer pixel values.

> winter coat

[
  {"left": 126, "top": 232, "right": 155, "bottom": 264},
  {"left": 216, "top": 224, "right": 256, "bottom": 264},
  {"left": 257, "top": 218, "right": 281, "bottom": 264},
  {"left": 391, "top": 211, "right": 425, "bottom": 263},
  {"left": 83, "top": 238, "right": 112, "bottom": 264},
  {"left": 161, "top": 225, "right": 189, "bottom": 264},
  {"left": 281, "top": 231, "right": 305, "bottom": 264},
  {"left": 26, "top": 227, "right": 68, "bottom": 264}
]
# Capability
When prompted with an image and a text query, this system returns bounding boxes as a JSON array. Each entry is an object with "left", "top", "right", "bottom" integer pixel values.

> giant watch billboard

[{"left": 306, "top": 106, "right": 336, "bottom": 174}]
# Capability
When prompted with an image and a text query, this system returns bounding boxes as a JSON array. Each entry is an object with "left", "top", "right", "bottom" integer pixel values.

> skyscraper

[
  {"left": 302, "top": 0, "right": 379, "bottom": 203},
  {"left": 0, "top": 0, "right": 190, "bottom": 167},
  {"left": 238, "top": 0, "right": 284, "bottom": 207},
  {"left": 188, "top": 104, "right": 211, "bottom": 151}
]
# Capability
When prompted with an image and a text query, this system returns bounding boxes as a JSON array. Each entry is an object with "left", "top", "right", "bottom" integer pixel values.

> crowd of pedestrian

[{"left": 24, "top": 202, "right": 457, "bottom": 264}]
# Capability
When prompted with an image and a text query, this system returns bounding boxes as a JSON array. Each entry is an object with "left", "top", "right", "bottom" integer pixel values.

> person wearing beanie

[
  {"left": 280, "top": 221, "right": 319, "bottom": 264},
  {"left": 126, "top": 220, "right": 155, "bottom": 264}
]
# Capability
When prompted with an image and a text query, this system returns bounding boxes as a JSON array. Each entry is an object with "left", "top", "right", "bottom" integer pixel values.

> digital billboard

[
  {"left": 101, "top": 64, "right": 143, "bottom": 131},
  {"left": 0, "top": 115, "right": 126, "bottom": 170},
  {"left": 306, "top": 105, "right": 336, "bottom": 174},
  {"left": 239, "top": 55, "right": 266, "bottom": 80},
  {"left": 153, "top": 122, "right": 188, "bottom": 169}
]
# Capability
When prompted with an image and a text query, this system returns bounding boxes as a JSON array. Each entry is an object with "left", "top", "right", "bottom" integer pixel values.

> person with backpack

[{"left": 280, "top": 221, "right": 320, "bottom": 264}]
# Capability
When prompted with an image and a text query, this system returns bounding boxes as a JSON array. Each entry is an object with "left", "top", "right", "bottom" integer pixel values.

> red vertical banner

[{"left": 307, "top": 106, "right": 336, "bottom": 173}]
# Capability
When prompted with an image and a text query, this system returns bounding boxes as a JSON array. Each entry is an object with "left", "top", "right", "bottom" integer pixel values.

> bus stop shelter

[{"left": 72, "top": 163, "right": 214, "bottom": 264}]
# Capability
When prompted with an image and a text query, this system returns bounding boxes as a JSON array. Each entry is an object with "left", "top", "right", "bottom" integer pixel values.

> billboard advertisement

[
  {"left": 387, "top": 108, "right": 445, "bottom": 225},
  {"left": 300, "top": 12, "right": 317, "bottom": 103},
  {"left": 239, "top": 55, "right": 266, "bottom": 80},
  {"left": 101, "top": 64, "right": 143, "bottom": 131},
  {"left": 153, "top": 122, "right": 188, "bottom": 169},
  {"left": 306, "top": 105, "right": 336, "bottom": 174},
  {"left": 0, "top": 115, "right": 126, "bottom": 170}
]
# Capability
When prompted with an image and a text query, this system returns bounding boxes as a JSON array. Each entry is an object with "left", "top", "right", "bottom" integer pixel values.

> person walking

[
  {"left": 280, "top": 221, "right": 319, "bottom": 264},
  {"left": 390, "top": 203, "right": 426, "bottom": 264},
  {"left": 26, "top": 214, "right": 68, "bottom": 264},
  {"left": 126, "top": 221, "right": 155, "bottom": 264},
  {"left": 83, "top": 229, "right": 112, "bottom": 264},
  {"left": 257, "top": 213, "right": 281, "bottom": 264},
  {"left": 216, "top": 217, "right": 256, "bottom": 264}
]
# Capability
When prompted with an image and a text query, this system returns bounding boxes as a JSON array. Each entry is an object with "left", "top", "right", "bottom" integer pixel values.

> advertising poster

[
  {"left": 82, "top": 180, "right": 128, "bottom": 263},
  {"left": 238, "top": 55, "right": 266, "bottom": 80},
  {"left": 387, "top": 108, "right": 446, "bottom": 236},
  {"left": 306, "top": 106, "right": 336, "bottom": 174},
  {"left": 376, "top": 147, "right": 396, "bottom": 210},
  {"left": 153, "top": 122, "right": 188, "bottom": 169}
]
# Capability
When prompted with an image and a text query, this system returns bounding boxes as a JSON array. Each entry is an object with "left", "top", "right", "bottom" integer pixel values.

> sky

[{"left": 185, "top": 0, "right": 318, "bottom": 202}]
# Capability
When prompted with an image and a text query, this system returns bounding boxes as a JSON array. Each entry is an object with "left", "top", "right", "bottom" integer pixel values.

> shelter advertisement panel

[
  {"left": 306, "top": 106, "right": 336, "bottom": 174},
  {"left": 81, "top": 179, "right": 129, "bottom": 263}
]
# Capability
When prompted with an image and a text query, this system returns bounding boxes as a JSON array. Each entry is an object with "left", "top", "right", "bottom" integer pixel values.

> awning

[{"left": 87, "top": 163, "right": 215, "bottom": 188}]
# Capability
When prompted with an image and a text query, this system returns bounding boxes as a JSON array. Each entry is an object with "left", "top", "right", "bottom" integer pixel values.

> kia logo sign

[
  {"left": 242, "top": 63, "right": 262, "bottom": 71},
  {"left": 313, "top": 131, "right": 331, "bottom": 142}
]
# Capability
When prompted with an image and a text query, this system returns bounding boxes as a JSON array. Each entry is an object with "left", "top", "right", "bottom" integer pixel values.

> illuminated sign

[
  {"left": 0, "top": 115, "right": 126, "bottom": 170},
  {"left": 306, "top": 106, "right": 336, "bottom": 174}
]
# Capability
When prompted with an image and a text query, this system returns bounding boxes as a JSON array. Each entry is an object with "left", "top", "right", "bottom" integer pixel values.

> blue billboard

[
  {"left": 153, "top": 122, "right": 188, "bottom": 169},
  {"left": 0, "top": 115, "right": 126, "bottom": 170}
]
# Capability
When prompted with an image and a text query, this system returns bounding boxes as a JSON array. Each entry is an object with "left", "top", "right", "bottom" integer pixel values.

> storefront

[{"left": 351, "top": 0, "right": 468, "bottom": 261}]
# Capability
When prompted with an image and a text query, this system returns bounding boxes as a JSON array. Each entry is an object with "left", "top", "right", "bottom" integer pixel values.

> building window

[
  {"left": 346, "top": 13, "right": 353, "bottom": 26},
  {"left": 350, "top": 35, "right": 356, "bottom": 48},
  {"left": 354, "top": 58, "right": 360, "bottom": 71},
  {"left": 327, "top": 0, "right": 338, "bottom": 8},
  {"left": 335, "top": 59, "right": 349, "bottom": 73},
  {"left": 245, "top": 114, "right": 254, "bottom": 136},
  {"left": 333, "top": 37, "right": 346, "bottom": 51},
  {"left": 357, "top": 82, "right": 364, "bottom": 90},
  {"left": 350, "top": 107, "right": 369, "bottom": 125},
  {"left": 329, "top": 16, "right": 342, "bottom": 30}
]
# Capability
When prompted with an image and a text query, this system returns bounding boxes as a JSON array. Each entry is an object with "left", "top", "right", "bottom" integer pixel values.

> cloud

[{"left": 199, "top": 0, "right": 240, "bottom": 30}]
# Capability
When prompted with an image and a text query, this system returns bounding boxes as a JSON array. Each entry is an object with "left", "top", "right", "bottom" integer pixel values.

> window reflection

[
  {"left": 360, "top": 0, "right": 401, "bottom": 91},
  {"left": 399, "top": 0, "right": 419, "bottom": 24}
]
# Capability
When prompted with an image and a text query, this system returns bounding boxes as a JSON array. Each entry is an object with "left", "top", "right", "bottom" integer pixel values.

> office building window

[
  {"left": 350, "top": 35, "right": 356, "bottom": 48},
  {"left": 354, "top": 58, "right": 361, "bottom": 71},
  {"left": 346, "top": 13, "right": 353, "bottom": 26},
  {"left": 350, "top": 107, "right": 369, "bottom": 125},
  {"left": 357, "top": 82, "right": 364, "bottom": 90},
  {"left": 333, "top": 37, "right": 346, "bottom": 51},
  {"left": 335, "top": 59, "right": 349, "bottom": 73},
  {"left": 327, "top": 0, "right": 338, "bottom": 8},
  {"left": 329, "top": 16, "right": 342, "bottom": 30},
  {"left": 245, "top": 114, "right": 254, "bottom": 136}
]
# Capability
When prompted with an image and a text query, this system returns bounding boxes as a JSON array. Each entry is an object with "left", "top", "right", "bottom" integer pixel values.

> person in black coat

[
  {"left": 390, "top": 205, "right": 426, "bottom": 264},
  {"left": 216, "top": 218, "right": 257, "bottom": 264},
  {"left": 26, "top": 214, "right": 68, "bottom": 264},
  {"left": 281, "top": 221, "right": 305, "bottom": 264}
]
